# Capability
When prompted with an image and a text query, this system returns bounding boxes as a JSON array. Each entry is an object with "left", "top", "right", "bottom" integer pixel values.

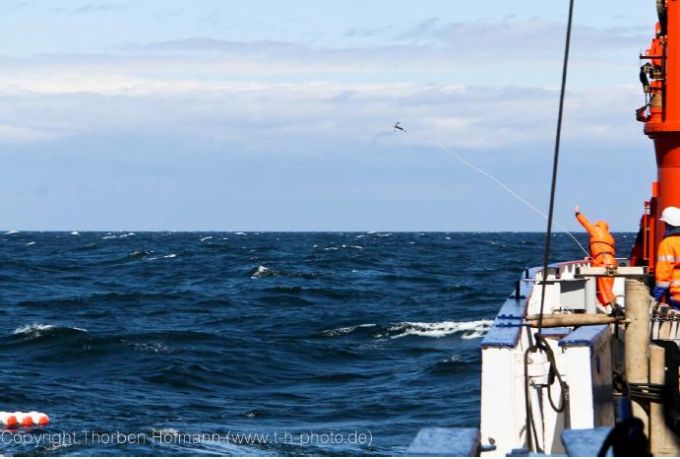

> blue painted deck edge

[
  {"left": 561, "top": 427, "right": 612, "bottom": 457},
  {"left": 540, "top": 327, "right": 572, "bottom": 337},
  {"left": 481, "top": 317, "right": 523, "bottom": 348},
  {"left": 482, "top": 269, "right": 532, "bottom": 348},
  {"left": 558, "top": 324, "right": 609, "bottom": 348}
]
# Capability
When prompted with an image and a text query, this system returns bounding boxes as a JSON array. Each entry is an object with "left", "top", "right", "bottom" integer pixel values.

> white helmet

[{"left": 661, "top": 207, "right": 680, "bottom": 227}]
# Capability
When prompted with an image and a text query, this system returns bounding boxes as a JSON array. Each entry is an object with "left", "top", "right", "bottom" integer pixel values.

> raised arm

[{"left": 575, "top": 207, "right": 595, "bottom": 235}]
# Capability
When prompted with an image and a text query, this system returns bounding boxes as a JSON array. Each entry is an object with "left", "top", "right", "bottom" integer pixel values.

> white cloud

[
  {"left": 394, "top": 18, "right": 648, "bottom": 54},
  {"left": 0, "top": 77, "right": 643, "bottom": 152},
  {"left": 58, "top": 2, "right": 129, "bottom": 15},
  {"left": 0, "top": 18, "right": 650, "bottom": 150}
]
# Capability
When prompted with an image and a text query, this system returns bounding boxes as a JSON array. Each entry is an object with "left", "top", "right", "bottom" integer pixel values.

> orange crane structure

[{"left": 634, "top": 0, "right": 680, "bottom": 270}]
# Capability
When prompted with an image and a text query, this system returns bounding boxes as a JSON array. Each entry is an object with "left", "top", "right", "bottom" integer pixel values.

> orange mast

[{"left": 634, "top": 1, "right": 680, "bottom": 270}]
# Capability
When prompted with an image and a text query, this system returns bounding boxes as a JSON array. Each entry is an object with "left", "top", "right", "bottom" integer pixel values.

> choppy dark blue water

[{"left": 0, "top": 231, "right": 633, "bottom": 456}]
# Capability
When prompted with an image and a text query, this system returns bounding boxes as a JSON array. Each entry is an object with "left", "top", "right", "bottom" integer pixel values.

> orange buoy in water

[
  {"left": 16, "top": 413, "right": 33, "bottom": 427},
  {"left": 0, "top": 412, "right": 18, "bottom": 428},
  {"left": 0, "top": 411, "right": 50, "bottom": 428},
  {"left": 29, "top": 412, "right": 49, "bottom": 426}
]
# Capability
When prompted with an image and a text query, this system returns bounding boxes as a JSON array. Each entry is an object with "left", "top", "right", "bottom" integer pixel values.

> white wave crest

[
  {"left": 13, "top": 324, "right": 56, "bottom": 334},
  {"left": 200, "top": 236, "right": 213, "bottom": 242},
  {"left": 13, "top": 324, "right": 87, "bottom": 336},
  {"left": 25, "top": 241, "right": 36, "bottom": 246},
  {"left": 386, "top": 320, "right": 493, "bottom": 340},
  {"left": 250, "top": 265, "right": 277, "bottom": 279},
  {"left": 322, "top": 323, "right": 377, "bottom": 337},
  {"left": 131, "top": 342, "right": 170, "bottom": 354},
  {"left": 4, "top": 230, "right": 18, "bottom": 235},
  {"left": 70, "top": 231, "right": 79, "bottom": 236}
]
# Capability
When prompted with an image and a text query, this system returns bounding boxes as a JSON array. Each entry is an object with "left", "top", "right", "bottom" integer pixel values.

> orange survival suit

[
  {"left": 575, "top": 211, "right": 618, "bottom": 306},
  {"left": 653, "top": 229, "right": 680, "bottom": 307}
]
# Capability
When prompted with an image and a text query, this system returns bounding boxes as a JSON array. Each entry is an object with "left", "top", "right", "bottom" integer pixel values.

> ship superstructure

[{"left": 407, "top": 2, "right": 680, "bottom": 456}]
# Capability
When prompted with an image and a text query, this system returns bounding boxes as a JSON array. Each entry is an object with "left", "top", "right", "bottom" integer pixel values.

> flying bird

[{"left": 393, "top": 122, "right": 407, "bottom": 133}]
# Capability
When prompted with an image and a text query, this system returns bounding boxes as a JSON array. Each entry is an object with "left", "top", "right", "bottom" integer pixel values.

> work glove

[{"left": 652, "top": 286, "right": 668, "bottom": 302}]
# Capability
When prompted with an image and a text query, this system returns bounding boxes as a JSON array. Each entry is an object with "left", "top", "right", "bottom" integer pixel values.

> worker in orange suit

[
  {"left": 575, "top": 206, "right": 618, "bottom": 308},
  {"left": 653, "top": 207, "right": 680, "bottom": 309}
]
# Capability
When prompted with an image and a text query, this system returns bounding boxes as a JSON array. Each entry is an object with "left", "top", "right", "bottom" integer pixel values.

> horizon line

[{"left": 2, "top": 229, "right": 639, "bottom": 234}]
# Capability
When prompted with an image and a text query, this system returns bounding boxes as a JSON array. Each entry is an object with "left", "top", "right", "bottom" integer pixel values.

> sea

[{"left": 0, "top": 231, "right": 634, "bottom": 456}]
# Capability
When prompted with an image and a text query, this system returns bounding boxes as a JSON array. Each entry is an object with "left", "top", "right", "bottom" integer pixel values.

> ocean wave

[
  {"left": 250, "top": 265, "right": 277, "bottom": 279},
  {"left": 382, "top": 320, "right": 493, "bottom": 340},
  {"left": 12, "top": 323, "right": 88, "bottom": 339},
  {"left": 426, "top": 354, "right": 473, "bottom": 375},
  {"left": 130, "top": 341, "right": 171, "bottom": 354},
  {"left": 102, "top": 232, "right": 135, "bottom": 240},
  {"left": 321, "top": 320, "right": 491, "bottom": 340},
  {"left": 321, "top": 324, "right": 377, "bottom": 337},
  {"left": 147, "top": 253, "right": 177, "bottom": 261},
  {"left": 4, "top": 230, "right": 18, "bottom": 235},
  {"left": 200, "top": 236, "right": 213, "bottom": 242},
  {"left": 25, "top": 241, "right": 36, "bottom": 246},
  {"left": 144, "top": 362, "right": 246, "bottom": 391}
]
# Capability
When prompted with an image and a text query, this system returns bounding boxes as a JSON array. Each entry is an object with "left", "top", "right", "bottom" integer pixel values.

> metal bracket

[{"left": 575, "top": 266, "right": 648, "bottom": 278}]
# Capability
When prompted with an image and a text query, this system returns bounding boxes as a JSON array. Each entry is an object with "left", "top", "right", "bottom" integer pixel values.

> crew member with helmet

[{"left": 653, "top": 206, "right": 680, "bottom": 309}]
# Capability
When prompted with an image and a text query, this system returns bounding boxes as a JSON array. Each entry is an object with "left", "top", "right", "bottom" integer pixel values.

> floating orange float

[
  {"left": 0, "top": 413, "right": 17, "bottom": 428},
  {"left": 0, "top": 411, "right": 49, "bottom": 428}
]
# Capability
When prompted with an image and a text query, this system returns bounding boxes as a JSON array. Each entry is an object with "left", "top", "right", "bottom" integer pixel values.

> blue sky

[{"left": 0, "top": 1, "right": 660, "bottom": 230}]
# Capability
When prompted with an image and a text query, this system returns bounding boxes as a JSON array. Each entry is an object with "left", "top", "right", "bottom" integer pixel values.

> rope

[
  {"left": 524, "top": 0, "right": 575, "bottom": 451},
  {"left": 536, "top": 0, "right": 575, "bottom": 335},
  {"left": 523, "top": 334, "right": 570, "bottom": 451},
  {"left": 421, "top": 139, "right": 590, "bottom": 257},
  {"left": 393, "top": 129, "right": 590, "bottom": 256}
]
